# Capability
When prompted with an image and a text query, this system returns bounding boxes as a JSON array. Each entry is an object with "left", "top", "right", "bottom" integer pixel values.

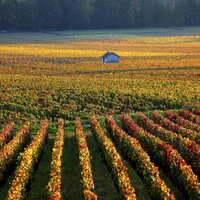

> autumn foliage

[
  {"left": 91, "top": 116, "right": 136, "bottom": 199},
  {"left": 106, "top": 116, "right": 174, "bottom": 199},
  {"left": 75, "top": 117, "right": 97, "bottom": 200},
  {"left": 47, "top": 119, "right": 64, "bottom": 200},
  {"left": 6, "top": 120, "right": 48, "bottom": 200},
  {"left": 121, "top": 114, "right": 200, "bottom": 199}
]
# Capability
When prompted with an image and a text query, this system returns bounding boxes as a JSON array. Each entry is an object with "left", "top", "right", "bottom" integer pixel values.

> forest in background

[{"left": 0, "top": 0, "right": 200, "bottom": 31}]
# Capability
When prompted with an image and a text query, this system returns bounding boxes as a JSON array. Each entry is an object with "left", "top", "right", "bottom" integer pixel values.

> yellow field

[{"left": 0, "top": 32, "right": 199, "bottom": 124}]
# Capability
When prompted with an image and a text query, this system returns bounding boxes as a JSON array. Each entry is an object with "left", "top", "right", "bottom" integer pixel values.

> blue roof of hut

[{"left": 101, "top": 52, "right": 119, "bottom": 59}]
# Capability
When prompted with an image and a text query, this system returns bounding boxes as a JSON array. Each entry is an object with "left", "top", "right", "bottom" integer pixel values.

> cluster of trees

[{"left": 0, "top": 0, "right": 199, "bottom": 31}]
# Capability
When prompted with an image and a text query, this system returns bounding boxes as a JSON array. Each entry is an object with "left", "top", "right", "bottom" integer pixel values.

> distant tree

[
  {"left": 162, "top": 5, "right": 173, "bottom": 27},
  {"left": 0, "top": 0, "right": 18, "bottom": 30},
  {"left": 119, "top": 0, "right": 136, "bottom": 28},
  {"left": 59, "top": 0, "right": 93, "bottom": 29},
  {"left": 78, "top": 0, "right": 93, "bottom": 28},
  {"left": 141, "top": 0, "right": 166, "bottom": 27},
  {"left": 92, "top": 0, "right": 121, "bottom": 28},
  {"left": 92, "top": 0, "right": 106, "bottom": 28},
  {"left": 17, "top": 0, "right": 38, "bottom": 31},
  {"left": 59, "top": 0, "right": 77, "bottom": 29},
  {"left": 132, "top": 0, "right": 144, "bottom": 27},
  {"left": 173, "top": 0, "right": 197, "bottom": 26},
  {"left": 195, "top": 4, "right": 200, "bottom": 25},
  {"left": 0, "top": 0, "right": 199, "bottom": 31},
  {"left": 37, "top": 0, "right": 62, "bottom": 30}
]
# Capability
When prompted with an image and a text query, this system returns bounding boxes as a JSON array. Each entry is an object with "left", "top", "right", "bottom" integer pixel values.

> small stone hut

[{"left": 101, "top": 52, "right": 120, "bottom": 63}]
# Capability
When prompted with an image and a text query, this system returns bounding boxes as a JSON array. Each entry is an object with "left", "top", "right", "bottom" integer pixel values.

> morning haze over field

[{"left": 0, "top": 1, "right": 200, "bottom": 200}]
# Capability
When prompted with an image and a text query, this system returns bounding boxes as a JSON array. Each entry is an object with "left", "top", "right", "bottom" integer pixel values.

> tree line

[{"left": 0, "top": 0, "right": 199, "bottom": 31}]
